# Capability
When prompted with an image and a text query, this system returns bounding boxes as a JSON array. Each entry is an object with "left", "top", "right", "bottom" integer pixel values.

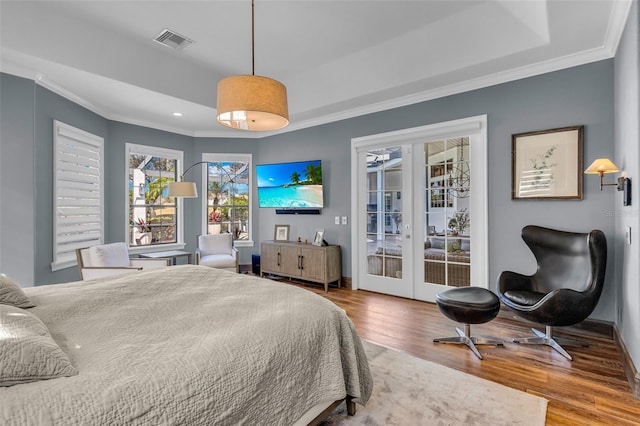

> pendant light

[
  {"left": 448, "top": 139, "right": 471, "bottom": 198},
  {"left": 216, "top": 0, "right": 289, "bottom": 131}
]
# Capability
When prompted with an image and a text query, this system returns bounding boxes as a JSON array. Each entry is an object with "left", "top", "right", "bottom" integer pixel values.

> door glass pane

[
  {"left": 424, "top": 138, "right": 471, "bottom": 287},
  {"left": 366, "top": 147, "right": 403, "bottom": 279}
]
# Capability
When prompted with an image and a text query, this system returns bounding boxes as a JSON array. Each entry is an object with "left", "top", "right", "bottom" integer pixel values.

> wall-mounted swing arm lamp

[
  {"left": 167, "top": 161, "right": 211, "bottom": 198},
  {"left": 584, "top": 158, "right": 632, "bottom": 206}
]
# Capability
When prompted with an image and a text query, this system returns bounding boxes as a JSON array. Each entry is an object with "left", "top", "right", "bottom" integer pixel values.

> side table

[{"left": 139, "top": 250, "right": 192, "bottom": 265}]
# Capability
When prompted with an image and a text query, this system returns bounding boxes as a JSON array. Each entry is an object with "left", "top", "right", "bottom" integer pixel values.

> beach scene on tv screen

[{"left": 257, "top": 160, "right": 323, "bottom": 208}]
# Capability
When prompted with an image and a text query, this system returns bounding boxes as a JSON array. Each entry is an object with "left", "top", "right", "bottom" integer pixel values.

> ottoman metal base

[
  {"left": 433, "top": 287, "right": 503, "bottom": 360},
  {"left": 434, "top": 324, "right": 503, "bottom": 360}
]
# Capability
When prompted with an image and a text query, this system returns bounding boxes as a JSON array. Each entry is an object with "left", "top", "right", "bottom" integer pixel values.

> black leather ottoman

[{"left": 433, "top": 287, "right": 503, "bottom": 360}]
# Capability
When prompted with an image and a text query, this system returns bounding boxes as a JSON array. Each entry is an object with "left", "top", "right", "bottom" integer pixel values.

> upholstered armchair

[
  {"left": 76, "top": 242, "right": 170, "bottom": 280},
  {"left": 195, "top": 233, "right": 239, "bottom": 273},
  {"left": 498, "top": 225, "right": 607, "bottom": 360}
]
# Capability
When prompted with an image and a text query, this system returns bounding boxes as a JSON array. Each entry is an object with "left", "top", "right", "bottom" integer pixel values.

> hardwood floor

[{"left": 289, "top": 281, "right": 640, "bottom": 425}]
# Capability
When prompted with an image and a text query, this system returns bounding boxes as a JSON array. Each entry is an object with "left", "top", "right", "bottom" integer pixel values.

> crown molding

[
  {"left": 4, "top": 41, "right": 620, "bottom": 140},
  {"left": 603, "top": 0, "right": 634, "bottom": 57},
  {"left": 34, "top": 75, "right": 110, "bottom": 119},
  {"left": 267, "top": 46, "right": 620, "bottom": 137},
  {"left": 106, "top": 113, "right": 197, "bottom": 138}
]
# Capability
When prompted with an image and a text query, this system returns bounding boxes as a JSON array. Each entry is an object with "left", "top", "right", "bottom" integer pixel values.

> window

[
  {"left": 202, "top": 153, "right": 252, "bottom": 246},
  {"left": 52, "top": 121, "right": 104, "bottom": 271},
  {"left": 126, "top": 144, "right": 183, "bottom": 250}
]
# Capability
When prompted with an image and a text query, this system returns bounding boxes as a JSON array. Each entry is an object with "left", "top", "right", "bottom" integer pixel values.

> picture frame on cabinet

[
  {"left": 312, "top": 229, "right": 325, "bottom": 246},
  {"left": 274, "top": 224, "right": 290, "bottom": 241}
]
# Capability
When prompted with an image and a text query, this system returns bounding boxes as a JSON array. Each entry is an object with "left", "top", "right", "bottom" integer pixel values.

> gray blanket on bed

[{"left": 2, "top": 265, "right": 372, "bottom": 425}]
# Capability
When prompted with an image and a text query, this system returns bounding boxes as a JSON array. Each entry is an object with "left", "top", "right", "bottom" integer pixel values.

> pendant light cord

[{"left": 251, "top": 0, "right": 255, "bottom": 76}]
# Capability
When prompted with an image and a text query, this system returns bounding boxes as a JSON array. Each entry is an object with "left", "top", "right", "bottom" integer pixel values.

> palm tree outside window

[{"left": 206, "top": 160, "right": 250, "bottom": 241}]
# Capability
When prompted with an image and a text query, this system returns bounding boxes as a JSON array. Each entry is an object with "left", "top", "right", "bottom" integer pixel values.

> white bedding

[{"left": 1, "top": 265, "right": 372, "bottom": 425}]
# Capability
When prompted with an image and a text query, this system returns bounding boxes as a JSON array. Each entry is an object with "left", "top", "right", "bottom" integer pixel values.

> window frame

[
  {"left": 201, "top": 153, "right": 253, "bottom": 247},
  {"left": 125, "top": 143, "right": 185, "bottom": 254},
  {"left": 52, "top": 120, "right": 105, "bottom": 271}
]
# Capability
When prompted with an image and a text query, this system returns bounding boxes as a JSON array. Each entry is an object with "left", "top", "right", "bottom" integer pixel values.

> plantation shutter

[{"left": 51, "top": 121, "right": 104, "bottom": 271}]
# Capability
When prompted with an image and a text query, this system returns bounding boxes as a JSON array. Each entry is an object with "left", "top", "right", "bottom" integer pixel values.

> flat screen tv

[{"left": 256, "top": 160, "right": 324, "bottom": 208}]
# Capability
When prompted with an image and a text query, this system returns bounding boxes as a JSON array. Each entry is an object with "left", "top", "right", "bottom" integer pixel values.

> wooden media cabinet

[{"left": 260, "top": 241, "right": 341, "bottom": 292}]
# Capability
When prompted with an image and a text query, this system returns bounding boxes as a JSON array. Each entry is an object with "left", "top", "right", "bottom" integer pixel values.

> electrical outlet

[
  {"left": 341, "top": 216, "right": 348, "bottom": 225},
  {"left": 335, "top": 216, "right": 340, "bottom": 225}
]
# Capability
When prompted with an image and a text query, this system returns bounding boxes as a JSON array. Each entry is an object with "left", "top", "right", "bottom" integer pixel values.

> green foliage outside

[{"left": 146, "top": 177, "right": 172, "bottom": 204}]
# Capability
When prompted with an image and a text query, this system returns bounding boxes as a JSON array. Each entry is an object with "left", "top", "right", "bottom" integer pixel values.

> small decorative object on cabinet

[{"left": 260, "top": 241, "right": 341, "bottom": 292}]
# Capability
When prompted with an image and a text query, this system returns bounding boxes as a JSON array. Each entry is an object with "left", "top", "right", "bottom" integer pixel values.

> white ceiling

[{"left": 0, "top": 0, "right": 631, "bottom": 138}]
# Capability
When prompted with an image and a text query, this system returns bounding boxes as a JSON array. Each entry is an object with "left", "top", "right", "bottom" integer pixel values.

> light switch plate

[
  {"left": 341, "top": 216, "right": 348, "bottom": 225},
  {"left": 335, "top": 216, "right": 340, "bottom": 225},
  {"left": 626, "top": 226, "right": 632, "bottom": 245}
]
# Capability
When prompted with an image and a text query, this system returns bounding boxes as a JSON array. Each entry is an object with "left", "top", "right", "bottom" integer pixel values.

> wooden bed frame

[{"left": 305, "top": 396, "right": 356, "bottom": 426}]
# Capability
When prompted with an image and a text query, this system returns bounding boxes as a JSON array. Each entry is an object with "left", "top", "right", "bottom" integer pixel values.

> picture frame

[
  {"left": 274, "top": 224, "right": 290, "bottom": 242},
  {"left": 312, "top": 229, "right": 325, "bottom": 246},
  {"left": 512, "top": 125, "right": 584, "bottom": 200}
]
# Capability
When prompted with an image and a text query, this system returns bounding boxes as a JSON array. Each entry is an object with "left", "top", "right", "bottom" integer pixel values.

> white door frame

[{"left": 351, "top": 115, "right": 488, "bottom": 294}]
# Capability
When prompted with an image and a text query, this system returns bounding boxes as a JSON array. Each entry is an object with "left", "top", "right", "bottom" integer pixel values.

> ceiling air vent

[{"left": 153, "top": 29, "right": 194, "bottom": 50}]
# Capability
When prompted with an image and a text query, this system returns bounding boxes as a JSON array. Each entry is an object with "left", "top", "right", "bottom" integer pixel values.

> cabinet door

[
  {"left": 280, "top": 245, "right": 302, "bottom": 276},
  {"left": 300, "top": 247, "right": 326, "bottom": 281},
  {"left": 261, "top": 244, "right": 282, "bottom": 273}
]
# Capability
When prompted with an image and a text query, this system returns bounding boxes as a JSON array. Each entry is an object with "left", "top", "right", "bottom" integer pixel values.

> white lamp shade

[
  {"left": 167, "top": 181, "right": 197, "bottom": 198},
  {"left": 584, "top": 158, "right": 620, "bottom": 175}
]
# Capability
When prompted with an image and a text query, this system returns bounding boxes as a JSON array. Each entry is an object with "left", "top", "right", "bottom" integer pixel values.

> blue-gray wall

[
  {"left": 34, "top": 85, "right": 109, "bottom": 284},
  {"left": 0, "top": 59, "right": 619, "bottom": 323},
  {"left": 614, "top": 0, "right": 640, "bottom": 383},
  {"left": 258, "top": 60, "right": 616, "bottom": 321},
  {"left": 106, "top": 122, "right": 194, "bottom": 252},
  {"left": 0, "top": 74, "right": 35, "bottom": 286}
]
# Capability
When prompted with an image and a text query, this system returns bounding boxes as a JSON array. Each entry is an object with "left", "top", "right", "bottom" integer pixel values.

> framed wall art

[
  {"left": 512, "top": 125, "right": 584, "bottom": 200},
  {"left": 274, "top": 224, "right": 290, "bottom": 241}
]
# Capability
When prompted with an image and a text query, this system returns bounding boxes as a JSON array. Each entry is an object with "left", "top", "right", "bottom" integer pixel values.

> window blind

[{"left": 52, "top": 121, "right": 104, "bottom": 271}]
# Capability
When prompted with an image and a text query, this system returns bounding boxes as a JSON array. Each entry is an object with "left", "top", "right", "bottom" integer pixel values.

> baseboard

[
  {"left": 614, "top": 324, "right": 640, "bottom": 400},
  {"left": 497, "top": 304, "right": 614, "bottom": 339}
]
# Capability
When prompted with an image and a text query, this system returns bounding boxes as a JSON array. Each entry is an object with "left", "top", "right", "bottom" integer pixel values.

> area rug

[{"left": 320, "top": 340, "right": 548, "bottom": 426}]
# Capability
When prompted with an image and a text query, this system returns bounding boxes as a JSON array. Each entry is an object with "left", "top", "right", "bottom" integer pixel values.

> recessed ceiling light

[{"left": 172, "top": 112, "right": 183, "bottom": 117}]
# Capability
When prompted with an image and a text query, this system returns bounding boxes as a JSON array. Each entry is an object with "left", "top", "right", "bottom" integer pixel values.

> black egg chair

[{"left": 498, "top": 225, "right": 607, "bottom": 360}]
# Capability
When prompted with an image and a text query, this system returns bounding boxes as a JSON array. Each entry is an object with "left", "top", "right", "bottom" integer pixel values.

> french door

[{"left": 351, "top": 116, "right": 488, "bottom": 302}]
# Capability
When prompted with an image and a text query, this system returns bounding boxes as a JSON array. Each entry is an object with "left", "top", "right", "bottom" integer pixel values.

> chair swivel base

[
  {"left": 512, "top": 326, "right": 589, "bottom": 361},
  {"left": 434, "top": 324, "right": 503, "bottom": 360}
]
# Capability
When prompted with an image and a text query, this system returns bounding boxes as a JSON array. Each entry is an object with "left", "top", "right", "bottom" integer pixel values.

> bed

[{"left": 1, "top": 265, "right": 372, "bottom": 425}]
